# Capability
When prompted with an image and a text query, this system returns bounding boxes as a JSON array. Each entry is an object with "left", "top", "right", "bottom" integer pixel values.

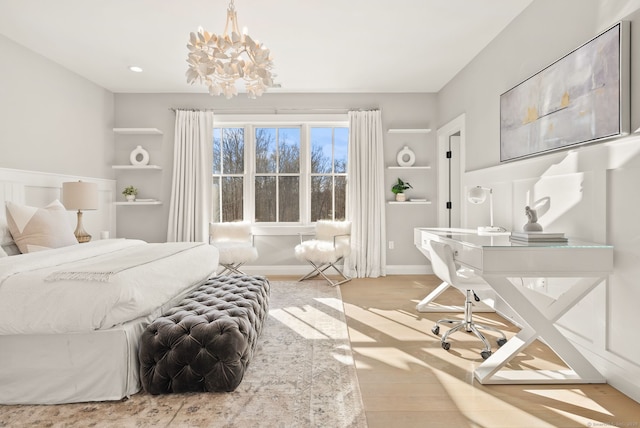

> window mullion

[
  {"left": 300, "top": 124, "right": 310, "bottom": 224},
  {"left": 275, "top": 128, "right": 280, "bottom": 223},
  {"left": 245, "top": 124, "right": 255, "bottom": 222},
  {"left": 331, "top": 127, "right": 336, "bottom": 220}
]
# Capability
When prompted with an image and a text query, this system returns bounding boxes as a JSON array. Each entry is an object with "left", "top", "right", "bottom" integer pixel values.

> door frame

[{"left": 436, "top": 114, "right": 466, "bottom": 228}]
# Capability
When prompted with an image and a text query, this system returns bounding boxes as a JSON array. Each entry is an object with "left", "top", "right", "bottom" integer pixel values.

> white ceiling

[{"left": 0, "top": 0, "right": 534, "bottom": 95}]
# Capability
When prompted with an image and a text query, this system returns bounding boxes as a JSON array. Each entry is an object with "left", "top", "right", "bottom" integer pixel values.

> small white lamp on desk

[
  {"left": 62, "top": 181, "right": 99, "bottom": 243},
  {"left": 468, "top": 186, "right": 506, "bottom": 234}
]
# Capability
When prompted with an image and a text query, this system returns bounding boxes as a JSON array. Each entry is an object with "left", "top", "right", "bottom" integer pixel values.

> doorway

[{"left": 436, "top": 114, "right": 465, "bottom": 228}]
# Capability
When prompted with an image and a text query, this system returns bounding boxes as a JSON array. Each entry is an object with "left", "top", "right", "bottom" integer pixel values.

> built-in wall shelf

[
  {"left": 112, "top": 127, "right": 163, "bottom": 210},
  {"left": 112, "top": 165, "right": 162, "bottom": 170},
  {"left": 387, "top": 166, "right": 431, "bottom": 170},
  {"left": 113, "top": 128, "right": 163, "bottom": 135},
  {"left": 114, "top": 201, "right": 163, "bottom": 206},
  {"left": 388, "top": 201, "right": 432, "bottom": 205},
  {"left": 387, "top": 128, "right": 432, "bottom": 134}
]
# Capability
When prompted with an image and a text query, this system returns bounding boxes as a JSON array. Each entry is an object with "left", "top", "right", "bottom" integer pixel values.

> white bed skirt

[
  {"left": 0, "top": 278, "right": 207, "bottom": 405},
  {"left": 0, "top": 317, "right": 148, "bottom": 405}
]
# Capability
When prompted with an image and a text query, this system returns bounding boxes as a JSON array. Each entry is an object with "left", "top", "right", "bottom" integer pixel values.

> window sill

[{"left": 252, "top": 225, "right": 315, "bottom": 236}]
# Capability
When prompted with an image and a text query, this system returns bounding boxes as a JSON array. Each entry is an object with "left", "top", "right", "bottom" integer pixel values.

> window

[
  {"left": 212, "top": 117, "right": 348, "bottom": 225},
  {"left": 255, "top": 127, "right": 301, "bottom": 222},
  {"left": 310, "top": 127, "right": 348, "bottom": 222},
  {"left": 212, "top": 127, "right": 244, "bottom": 222}
]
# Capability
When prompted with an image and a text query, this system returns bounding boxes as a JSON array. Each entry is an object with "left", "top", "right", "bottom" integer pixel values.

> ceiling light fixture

[
  {"left": 185, "top": 0, "right": 275, "bottom": 99},
  {"left": 128, "top": 66, "right": 143, "bottom": 73}
]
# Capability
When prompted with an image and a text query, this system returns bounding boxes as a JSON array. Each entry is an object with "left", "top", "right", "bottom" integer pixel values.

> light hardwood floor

[{"left": 337, "top": 275, "right": 640, "bottom": 428}]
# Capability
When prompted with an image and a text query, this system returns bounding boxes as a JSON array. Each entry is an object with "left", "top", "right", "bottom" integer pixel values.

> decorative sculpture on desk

[{"left": 523, "top": 206, "right": 543, "bottom": 232}]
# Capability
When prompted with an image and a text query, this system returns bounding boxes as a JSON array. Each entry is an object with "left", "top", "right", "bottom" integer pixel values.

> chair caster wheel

[
  {"left": 432, "top": 326, "right": 440, "bottom": 335},
  {"left": 442, "top": 341, "right": 451, "bottom": 351},
  {"left": 497, "top": 338, "right": 507, "bottom": 347},
  {"left": 481, "top": 350, "right": 492, "bottom": 360}
]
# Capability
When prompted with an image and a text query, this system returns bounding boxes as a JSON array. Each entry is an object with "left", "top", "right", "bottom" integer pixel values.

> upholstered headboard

[{"left": 0, "top": 168, "right": 117, "bottom": 253}]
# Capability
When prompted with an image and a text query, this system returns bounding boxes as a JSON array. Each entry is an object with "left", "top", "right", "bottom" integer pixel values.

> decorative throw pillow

[
  {"left": 5, "top": 200, "right": 78, "bottom": 253},
  {"left": 0, "top": 245, "right": 7, "bottom": 257}
]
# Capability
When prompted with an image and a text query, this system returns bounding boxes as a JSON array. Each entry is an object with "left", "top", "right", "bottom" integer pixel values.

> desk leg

[{"left": 474, "top": 275, "right": 606, "bottom": 385}]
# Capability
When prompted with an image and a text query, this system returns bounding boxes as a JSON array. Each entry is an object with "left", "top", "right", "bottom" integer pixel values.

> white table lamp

[
  {"left": 62, "top": 181, "right": 99, "bottom": 243},
  {"left": 468, "top": 186, "right": 504, "bottom": 234}
]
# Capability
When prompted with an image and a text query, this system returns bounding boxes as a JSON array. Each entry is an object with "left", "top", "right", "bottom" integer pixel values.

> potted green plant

[
  {"left": 391, "top": 178, "right": 412, "bottom": 202},
  {"left": 122, "top": 185, "right": 138, "bottom": 202}
]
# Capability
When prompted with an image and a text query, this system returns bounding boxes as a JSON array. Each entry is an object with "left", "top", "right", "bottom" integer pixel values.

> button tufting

[{"left": 140, "top": 275, "right": 270, "bottom": 394}]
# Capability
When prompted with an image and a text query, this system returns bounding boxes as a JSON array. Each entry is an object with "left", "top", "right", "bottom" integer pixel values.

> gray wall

[
  {"left": 114, "top": 92, "right": 438, "bottom": 269},
  {"left": 0, "top": 35, "right": 114, "bottom": 179},
  {"left": 438, "top": 0, "right": 640, "bottom": 170},
  {"left": 437, "top": 0, "right": 640, "bottom": 403},
  {"left": 0, "top": 33, "right": 438, "bottom": 271},
  {"left": 3, "top": 0, "right": 640, "bottom": 403}
]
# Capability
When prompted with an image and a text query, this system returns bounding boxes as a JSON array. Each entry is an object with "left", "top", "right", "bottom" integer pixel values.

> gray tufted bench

[{"left": 138, "top": 275, "right": 270, "bottom": 394}]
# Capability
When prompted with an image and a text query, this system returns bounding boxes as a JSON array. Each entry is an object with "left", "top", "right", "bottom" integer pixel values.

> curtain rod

[{"left": 169, "top": 107, "right": 379, "bottom": 114}]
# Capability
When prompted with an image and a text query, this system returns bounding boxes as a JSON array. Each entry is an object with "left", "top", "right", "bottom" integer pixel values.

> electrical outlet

[{"left": 388, "top": 240, "right": 394, "bottom": 250}]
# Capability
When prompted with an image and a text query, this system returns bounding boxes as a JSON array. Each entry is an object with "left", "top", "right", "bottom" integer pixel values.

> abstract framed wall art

[{"left": 500, "top": 21, "right": 630, "bottom": 162}]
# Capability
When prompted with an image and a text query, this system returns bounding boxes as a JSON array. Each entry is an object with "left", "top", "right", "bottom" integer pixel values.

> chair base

[
  {"left": 432, "top": 289, "right": 507, "bottom": 359},
  {"left": 217, "top": 262, "right": 248, "bottom": 276},
  {"left": 298, "top": 260, "right": 351, "bottom": 286}
]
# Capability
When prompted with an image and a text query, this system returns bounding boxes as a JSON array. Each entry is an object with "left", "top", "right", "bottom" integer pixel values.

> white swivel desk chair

[{"left": 427, "top": 239, "right": 507, "bottom": 359}]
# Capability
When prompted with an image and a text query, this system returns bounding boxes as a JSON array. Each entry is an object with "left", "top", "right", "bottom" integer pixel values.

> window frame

[{"left": 212, "top": 114, "right": 349, "bottom": 228}]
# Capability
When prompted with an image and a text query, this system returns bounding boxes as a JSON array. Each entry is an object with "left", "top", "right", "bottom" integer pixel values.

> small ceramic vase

[{"left": 130, "top": 145, "right": 150, "bottom": 165}]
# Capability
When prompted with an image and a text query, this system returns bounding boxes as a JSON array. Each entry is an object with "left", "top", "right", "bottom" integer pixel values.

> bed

[
  {"left": 0, "top": 239, "right": 219, "bottom": 404},
  {"left": 0, "top": 171, "right": 219, "bottom": 404}
]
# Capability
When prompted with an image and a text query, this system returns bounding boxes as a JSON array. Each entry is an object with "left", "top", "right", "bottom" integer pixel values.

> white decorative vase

[
  {"left": 396, "top": 146, "right": 416, "bottom": 167},
  {"left": 130, "top": 145, "right": 150, "bottom": 165},
  {"left": 395, "top": 193, "right": 407, "bottom": 202},
  {"left": 125, "top": 194, "right": 136, "bottom": 202}
]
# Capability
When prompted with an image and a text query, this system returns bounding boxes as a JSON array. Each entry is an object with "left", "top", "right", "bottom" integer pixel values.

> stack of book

[{"left": 510, "top": 231, "right": 568, "bottom": 243}]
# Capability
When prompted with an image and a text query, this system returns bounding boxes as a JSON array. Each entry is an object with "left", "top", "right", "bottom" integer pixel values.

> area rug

[{"left": 0, "top": 280, "right": 367, "bottom": 428}]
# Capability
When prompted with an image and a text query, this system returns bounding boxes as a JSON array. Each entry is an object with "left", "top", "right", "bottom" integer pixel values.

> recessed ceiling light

[{"left": 128, "top": 66, "right": 143, "bottom": 73}]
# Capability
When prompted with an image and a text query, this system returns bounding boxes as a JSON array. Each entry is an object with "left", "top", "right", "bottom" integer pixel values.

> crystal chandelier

[{"left": 186, "top": 0, "right": 275, "bottom": 99}]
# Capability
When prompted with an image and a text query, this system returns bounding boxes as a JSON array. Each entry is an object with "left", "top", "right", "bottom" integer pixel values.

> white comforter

[{"left": 0, "top": 239, "right": 219, "bottom": 335}]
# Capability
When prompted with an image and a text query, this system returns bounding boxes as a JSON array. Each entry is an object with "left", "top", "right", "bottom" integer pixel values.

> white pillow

[
  {"left": 1, "top": 215, "right": 20, "bottom": 256},
  {"left": 5, "top": 200, "right": 78, "bottom": 253},
  {"left": 0, "top": 226, "right": 11, "bottom": 245}
]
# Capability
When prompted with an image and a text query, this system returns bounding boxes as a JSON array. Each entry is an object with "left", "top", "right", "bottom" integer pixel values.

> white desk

[{"left": 414, "top": 227, "right": 614, "bottom": 385}]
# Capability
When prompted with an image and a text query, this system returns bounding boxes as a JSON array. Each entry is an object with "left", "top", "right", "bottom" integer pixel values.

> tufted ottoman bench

[{"left": 138, "top": 275, "right": 270, "bottom": 394}]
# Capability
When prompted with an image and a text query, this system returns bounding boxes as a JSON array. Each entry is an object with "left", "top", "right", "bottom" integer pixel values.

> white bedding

[{"left": 0, "top": 239, "right": 219, "bottom": 335}]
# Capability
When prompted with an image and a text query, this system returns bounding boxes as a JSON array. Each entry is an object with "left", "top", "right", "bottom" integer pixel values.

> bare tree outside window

[
  {"left": 212, "top": 128, "right": 244, "bottom": 222},
  {"left": 213, "top": 123, "right": 348, "bottom": 224},
  {"left": 311, "top": 127, "right": 348, "bottom": 221},
  {"left": 255, "top": 127, "right": 300, "bottom": 222}
]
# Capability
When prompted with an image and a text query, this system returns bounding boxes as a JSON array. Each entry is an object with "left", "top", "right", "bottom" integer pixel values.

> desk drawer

[
  {"left": 419, "top": 230, "right": 482, "bottom": 270},
  {"left": 448, "top": 240, "right": 482, "bottom": 271}
]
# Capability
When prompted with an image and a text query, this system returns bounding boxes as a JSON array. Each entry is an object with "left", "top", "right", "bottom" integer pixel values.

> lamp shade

[
  {"left": 466, "top": 185, "right": 505, "bottom": 233},
  {"left": 468, "top": 186, "right": 488, "bottom": 204},
  {"left": 62, "top": 181, "right": 98, "bottom": 210}
]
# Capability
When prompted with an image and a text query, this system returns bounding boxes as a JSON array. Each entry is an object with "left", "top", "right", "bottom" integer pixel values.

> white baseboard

[
  {"left": 385, "top": 265, "right": 431, "bottom": 275},
  {"left": 237, "top": 265, "right": 432, "bottom": 276},
  {"left": 238, "top": 265, "right": 310, "bottom": 276}
]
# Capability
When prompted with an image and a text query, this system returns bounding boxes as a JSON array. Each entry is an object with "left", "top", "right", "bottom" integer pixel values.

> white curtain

[
  {"left": 167, "top": 110, "right": 214, "bottom": 242},
  {"left": 344, "top": 110, "right": 386, "bottom": 278}
]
